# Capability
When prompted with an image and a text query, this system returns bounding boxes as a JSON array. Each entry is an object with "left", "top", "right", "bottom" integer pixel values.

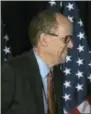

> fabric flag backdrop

[
  {"left": 1, "top": 1, "right": 91, "bottom": 114},
  {"left": 48, "top": 1, "right": 91, "bottom": 114},
  {"left": 1, "top": 19, "right": 11, "bottom": 64}
]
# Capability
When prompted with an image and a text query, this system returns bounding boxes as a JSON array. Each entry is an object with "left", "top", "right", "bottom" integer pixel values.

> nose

[{"left": 67, "top": 40, "right": 74, "bottom": 49}]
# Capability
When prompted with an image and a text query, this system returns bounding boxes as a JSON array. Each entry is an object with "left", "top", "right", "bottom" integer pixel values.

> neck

[{"left": 33, "top": 48, "right": 56, "bottom": 68}]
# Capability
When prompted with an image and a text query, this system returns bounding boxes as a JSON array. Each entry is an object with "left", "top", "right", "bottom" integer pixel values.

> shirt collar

[{"left": 33, "top": 49, "right": 50, "bottom": 78}]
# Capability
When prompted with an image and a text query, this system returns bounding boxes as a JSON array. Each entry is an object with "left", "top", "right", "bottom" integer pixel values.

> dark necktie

[{"left": 47, "top": 71, "right": 56, "bottom": 114}]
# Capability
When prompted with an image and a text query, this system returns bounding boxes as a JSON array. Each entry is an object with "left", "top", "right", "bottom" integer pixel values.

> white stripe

[{"left": 77, "top": 100, "right": 91, "bottom": 113}]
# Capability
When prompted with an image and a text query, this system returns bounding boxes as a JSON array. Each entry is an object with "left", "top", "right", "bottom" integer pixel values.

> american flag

[
  {"left": 48, "top": 1, "right": 91, "bottom": 114},
  {"left": 1, "top": 19, "right": 11, "bottom": 64}
]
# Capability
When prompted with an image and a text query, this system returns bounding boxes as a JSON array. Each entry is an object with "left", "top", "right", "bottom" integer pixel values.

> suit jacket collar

[
  {"left": 33, "top": 49, "right": 50, "bottom": 78},
  {"left": 53, "top": 65, "right": 64, "bottom": 114},
  {"left": 25, "top": 49, "right": 45, "bottom": 114},
  {"left": 26, "top": 49, "right": 64, "bottom": 114}
]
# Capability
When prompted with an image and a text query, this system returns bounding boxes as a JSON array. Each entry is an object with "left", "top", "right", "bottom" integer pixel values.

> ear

[{"left": 39, "top": 33, "right": 49, "bottom": 47}]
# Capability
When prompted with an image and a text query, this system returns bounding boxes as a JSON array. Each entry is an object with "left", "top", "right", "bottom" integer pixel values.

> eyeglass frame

[{"left": 45, "top": 32, "right": 72, "bottom": 44}]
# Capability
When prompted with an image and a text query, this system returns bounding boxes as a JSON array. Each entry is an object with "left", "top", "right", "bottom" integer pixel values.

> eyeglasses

[{"left": 46, "top": 33, "right": 72, "bottom": 44}]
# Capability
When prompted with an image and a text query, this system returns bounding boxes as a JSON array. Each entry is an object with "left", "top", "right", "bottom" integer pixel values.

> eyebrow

[
  {"left": 47, "top": 33, "right": 58, "bottom": 36},
  {"left": 47, "top": 33, "right": 72, "bottom": 38}
]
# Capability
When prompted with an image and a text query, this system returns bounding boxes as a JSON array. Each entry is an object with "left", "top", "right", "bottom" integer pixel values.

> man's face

[{"left": 47, "top": 14, "right": 73, "bottom": 65}]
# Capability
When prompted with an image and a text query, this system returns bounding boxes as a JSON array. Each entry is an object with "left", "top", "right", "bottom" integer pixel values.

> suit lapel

[
  {"left": 26, "top": 50, "right": 64, "bottom": 114},
  {"left": 53, "top": 65, "right": 64, "bottom": 114},
  {"left": 26, "top": 50, "right": 44, "bottom": 114}
]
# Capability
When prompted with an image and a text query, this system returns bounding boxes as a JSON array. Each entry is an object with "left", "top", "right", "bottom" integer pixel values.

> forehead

[{"left": 55, "top": 14, "right": 73, "bottom": 35}]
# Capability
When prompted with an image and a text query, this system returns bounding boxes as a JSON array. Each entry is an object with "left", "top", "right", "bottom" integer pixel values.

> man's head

[{"left": 29, "top": 10, "right": 73, "bottom": 68}]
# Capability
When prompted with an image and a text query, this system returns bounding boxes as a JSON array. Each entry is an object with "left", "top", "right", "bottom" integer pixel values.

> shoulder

[
  {"left": 2, "top": 50, "right": 35, "bottom": 81},
  {"left": 2, "top": 50, "right": 34, "bottom": 75},
  {"left": 3, "top": 50, "right": 33, "bottom": 67}
]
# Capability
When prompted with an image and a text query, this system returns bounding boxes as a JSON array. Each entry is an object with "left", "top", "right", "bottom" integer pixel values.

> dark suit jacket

[{"left": 1, "top": 49, "right": 64, "bottom": 114}]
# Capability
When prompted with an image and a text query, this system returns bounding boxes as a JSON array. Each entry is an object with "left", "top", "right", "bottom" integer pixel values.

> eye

[
  {"left": 65, "top": 37, "right": 69, "bottom": 43},
  {"left": 58, "top": 37, "right": 65, "bottom": 42},
  {"left": 65, "top": 36, "right": 71, "bottom": 44}
]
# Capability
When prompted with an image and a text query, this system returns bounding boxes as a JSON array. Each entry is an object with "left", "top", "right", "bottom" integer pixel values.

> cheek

[
  {"left": 56, "top": 43, "right": 67, "bottom": 57},
  {"left": 53, "top": 42, "right": 64, "bottom": 54},
  {"left": 48, "top": 40, "right": 65, "bottom": 54},
  {"left": 56, "top": 42, "right": 65, "bottom": 51},
  {"left": 48, "top": 40, "right": 58, "bottom": 53},
  {"left": 51, "top": 40, "right": 60, "bottom": 50}
]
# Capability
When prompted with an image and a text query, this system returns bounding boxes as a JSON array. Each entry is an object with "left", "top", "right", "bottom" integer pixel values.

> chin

[
  {"left": 60, "top": 59, "right": 66, "bottom": 64},
  {"left": 54, "top": 55, "right": 67, "bottom": 66},
  {"left": 56, "top": 59, "right": 66, "bottom": 66},
  {"left": 59, "top": 56, "right": 67, "bottom": 64},
  {"left": 59, "top": 53, "right": 67, "bottom": 62}
]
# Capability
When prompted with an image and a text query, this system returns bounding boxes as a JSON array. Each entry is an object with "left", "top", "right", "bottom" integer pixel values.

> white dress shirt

[{"left": 33, "top": 50, "right": 49, "bottom": 114}]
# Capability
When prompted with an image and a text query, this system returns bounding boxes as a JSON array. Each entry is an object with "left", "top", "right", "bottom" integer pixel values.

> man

[{"left": 1, "top": 10, "right": 73, "bottom": 114}]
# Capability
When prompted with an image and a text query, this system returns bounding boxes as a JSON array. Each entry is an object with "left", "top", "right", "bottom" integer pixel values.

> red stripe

[
  {"left": 70, "top": 108, "right": 81, "bottom": 114},
  {"left": 87, "top": 96, "right": 91, "bottom": 105}
]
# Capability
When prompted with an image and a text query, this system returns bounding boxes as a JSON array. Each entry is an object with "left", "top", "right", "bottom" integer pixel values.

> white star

[
  {"left": 77, "top": 32, "right": 85, "bottom": 40},
  {"left": 3, "top": 46, "right": 11, "bottom": 54},
  {"left": 78, "top": 19, "right": 83, "bottom": 26},
  {"left": 63, "top": 93, "right": 71, "bottom": 102},
  {"left": 3, "top": 34, "right": 9, "bottom": 41},
  {"left": 88, "top": 51, "right": 91, "bottom": 54},
  {"left": 63, "top": 67, "right": 71, "bottom": 76},
  {"left": 60, "top": 1, "right": 63, "bottom": 8},
  {"left": 68, "top": 16, "right": 73, "bottom": 22},
  {"left": 66, "top": 3, "right": 74, "bottom": 11},
  {"left": 75, "top": 83, "right": 83, "bottom": 91},
  {"left": 88, "top": 61, "right": 91, "bottom": 67},
  {"left": 49, "top": 0, "right": 56, "bottom": 6},
  {"left": 76, "top": 70, "right": 83, "bottom": 79},
  {"left": 77, "top": 44, "right": 84, "bottom": 52},
  {"left": 63, "top": 81, "right": 71, "bottom": 88},
  {"left": 4, "top": 58, "right": 7, "bottom": 61},
  {"left": 66, "top": 55, "right": 72, "bottom": 63},
  {"left": 63, "top": 109, "right": 68, "bottom": 114},
  {"left": 87, "top": 74, "right": 91, "bottom": 82},
  {"left": 76, "top": 58, "right": 84, "bottom": 66}
]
